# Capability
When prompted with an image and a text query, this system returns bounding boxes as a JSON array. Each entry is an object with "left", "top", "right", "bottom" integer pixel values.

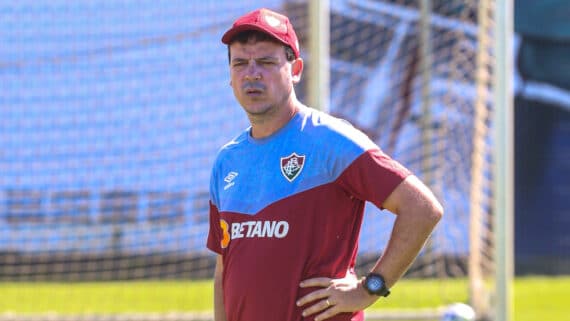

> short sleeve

[
  {"left": 336, "top": 149, "right": 411, "bottom": 209},
  {"left": 206, "top": 201, "right": 223, "bottom": 254}
]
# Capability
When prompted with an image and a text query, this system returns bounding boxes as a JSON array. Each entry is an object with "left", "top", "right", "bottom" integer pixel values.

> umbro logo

[
  {"left": 280, "top": 152, "right": 305, "bottom": 182},
  {"left": 223, "top": 171, "right": 238, "bottom": 190}
]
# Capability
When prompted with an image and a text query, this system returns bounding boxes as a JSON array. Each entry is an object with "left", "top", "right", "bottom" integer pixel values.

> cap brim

[{"left": 221, "top": 23, "right": 288, "bottom": 47}]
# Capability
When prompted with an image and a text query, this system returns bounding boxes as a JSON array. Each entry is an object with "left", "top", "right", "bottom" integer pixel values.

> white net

[
  {"left": 0, "top": 0, "right": 497, "bottom": 320},
  {"left": 321, "top": 1, "right": 496, "bottom": 318}
]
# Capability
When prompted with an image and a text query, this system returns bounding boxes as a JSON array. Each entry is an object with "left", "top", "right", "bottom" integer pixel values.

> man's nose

[{"left": 244, "top": 62, "right": 261, "bottom": 81}]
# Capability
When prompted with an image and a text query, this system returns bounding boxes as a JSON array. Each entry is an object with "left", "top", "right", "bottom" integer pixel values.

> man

[{"left": 207, "top": 8, "right": 443, "bottom": 321}]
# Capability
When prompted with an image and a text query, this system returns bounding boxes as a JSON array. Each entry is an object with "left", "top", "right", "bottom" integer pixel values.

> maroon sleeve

[
  {"left": 336, "top": 149, "right": 411, "bottom": 210},
  {"left": 206, "top": 201, "right": 223, "bottom": 254}
]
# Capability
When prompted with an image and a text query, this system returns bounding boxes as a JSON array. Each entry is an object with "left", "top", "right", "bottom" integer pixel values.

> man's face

[{"left": 229, "top": 39, "right": 299, "bottom": 116}]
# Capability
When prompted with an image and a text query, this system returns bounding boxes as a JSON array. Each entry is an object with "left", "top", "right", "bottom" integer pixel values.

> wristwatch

[{"left": 363, "top": 273, "right": 391, "bottom": 297}]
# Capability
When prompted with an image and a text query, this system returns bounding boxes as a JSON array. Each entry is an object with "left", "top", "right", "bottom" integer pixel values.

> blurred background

[
  {"left": 0, "top": 0, "right": 568, "bottom": 320},
  {"left": 512, "top": 0, "right": 569, "bottom": 275}
]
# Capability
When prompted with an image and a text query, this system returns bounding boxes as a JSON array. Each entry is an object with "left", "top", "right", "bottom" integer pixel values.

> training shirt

[{"left": 207, "top": 106, "right": 410, "bottom": 321}]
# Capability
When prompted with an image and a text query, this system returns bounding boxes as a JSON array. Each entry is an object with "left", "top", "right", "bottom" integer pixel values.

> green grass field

[{"left": 1, "top": 276, "right": 568, "bottom": 321}]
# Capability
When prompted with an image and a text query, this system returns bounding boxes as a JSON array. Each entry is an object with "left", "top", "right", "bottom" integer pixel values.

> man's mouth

[
  {"left": 246, "top": 88, "right": 262, "bottom": 95},
  {"left": 243, "top": 83, "right": 265, "bottom": 96}
]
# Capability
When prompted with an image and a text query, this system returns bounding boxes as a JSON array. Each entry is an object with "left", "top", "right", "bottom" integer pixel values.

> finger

[
  {"left": 301, "top": 299, "right": 332, "bottom": 318},
  {"left": 314, "top": 304, "right": 340, "bottom": 321},
  {"left": 296, "top": 288, "right": 328, "bottom": 306},
  {"left": 299, "top": 277, "right": 332, "bottom": 288}
]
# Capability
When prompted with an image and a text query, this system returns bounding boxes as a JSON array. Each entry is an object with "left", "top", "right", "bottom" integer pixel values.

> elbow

[
  {"left": 429, "top": 200, "right": 444, "bottom": 226},
  {"left": 413, "top": 196, "right": 443, "bottom": 228},
  {"left": 401, "top": 198, "right": 443, "bottom": 229}
]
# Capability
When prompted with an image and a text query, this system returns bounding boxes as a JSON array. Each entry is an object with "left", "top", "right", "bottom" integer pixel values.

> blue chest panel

[{"left": 209, "top": 107, "right": 376, "bottom": 215}]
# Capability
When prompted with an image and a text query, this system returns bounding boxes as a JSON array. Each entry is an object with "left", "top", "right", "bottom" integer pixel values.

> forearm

[
  {"left": 214, "top": 256, "right": 228, "bottom": 321},
  {"left": 371, "top": 209, "right": 440, "bottom": 287},
  {"left": 374, "top": 176, "right": 443, "bottom": 287}
]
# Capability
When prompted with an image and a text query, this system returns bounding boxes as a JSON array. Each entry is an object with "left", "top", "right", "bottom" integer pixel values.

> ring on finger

[{"left": 325, "top": 299, "right": 332, "bottom": 307}]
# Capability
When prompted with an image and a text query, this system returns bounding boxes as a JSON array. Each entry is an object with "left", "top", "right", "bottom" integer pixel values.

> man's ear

[{"left": 291, "top": 58, "right": 303, "bottom": 83}]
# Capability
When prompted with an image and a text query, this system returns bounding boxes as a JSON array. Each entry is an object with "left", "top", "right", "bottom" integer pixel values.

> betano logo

[{"left": 219, "top": 219, "right": 289, "bottom": 248}]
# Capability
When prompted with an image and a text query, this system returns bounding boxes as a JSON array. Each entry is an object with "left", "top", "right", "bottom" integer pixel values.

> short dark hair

[{"left": 226, "top": 30, "right": 296, "bottom": 63}]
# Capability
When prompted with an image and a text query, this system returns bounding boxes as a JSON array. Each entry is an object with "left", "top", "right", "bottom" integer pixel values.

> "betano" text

[{"left": 231, "top": 220, "right": 289, "bottom": 239}]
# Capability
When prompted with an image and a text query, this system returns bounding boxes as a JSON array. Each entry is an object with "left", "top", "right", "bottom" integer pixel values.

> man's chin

[{"left": 242, "top": 105, "right": 273, "bottom": 116}]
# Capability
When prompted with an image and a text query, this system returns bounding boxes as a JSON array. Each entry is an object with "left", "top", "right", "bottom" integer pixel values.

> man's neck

[{"left": 249, "top": 102, "right": 300, "bottom": 139}]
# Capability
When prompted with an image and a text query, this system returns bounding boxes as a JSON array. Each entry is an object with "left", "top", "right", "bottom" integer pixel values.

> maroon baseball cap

[{"left": 221, "top": 8, "right": 300, "bottom": 58}]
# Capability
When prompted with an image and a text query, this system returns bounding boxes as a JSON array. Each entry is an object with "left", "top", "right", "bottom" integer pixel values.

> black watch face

[{"left": 366, "top": 275, "right": 384, "bottom": 292}]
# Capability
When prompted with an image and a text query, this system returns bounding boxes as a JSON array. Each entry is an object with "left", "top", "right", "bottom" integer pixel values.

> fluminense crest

[{"left": 280, "top": 152, "right": 305, "bottom": 182}]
